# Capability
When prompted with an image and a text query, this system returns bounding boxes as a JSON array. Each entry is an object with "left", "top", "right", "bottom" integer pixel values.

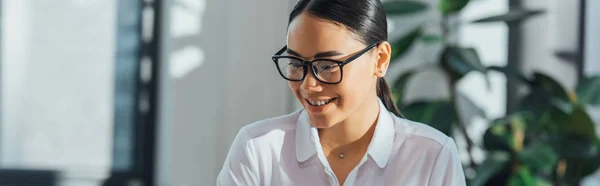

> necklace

[{"left": 338, "top": 153, "right": 345, "bottom": 159}]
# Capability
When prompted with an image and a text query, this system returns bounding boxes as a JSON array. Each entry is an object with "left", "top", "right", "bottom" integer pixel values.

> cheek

[
  {"left": 337, "top": 66, "right": 374, "bottom": 102},
  {"left": 288, "top": 82, "right": 300, "bottom": 94},
  {"left": 334, "top": 82, "right": 358, "bottom": 107},
  {"left": 289, "top": 82, "right": 305, "bottom": 102}
]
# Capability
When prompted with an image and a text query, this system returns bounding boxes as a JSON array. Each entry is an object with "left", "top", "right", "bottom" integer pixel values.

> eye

[
  {"left": 315, "top": 61, "right": 340, "bottom": 72},
  {"left": 287, "top": 59, "right": 303, "bottom": 68},
  {"left": 321, "top": 65, "right": 335, "bottom": 70}
]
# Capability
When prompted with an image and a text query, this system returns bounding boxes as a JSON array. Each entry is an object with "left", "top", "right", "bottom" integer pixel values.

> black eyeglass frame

[{"left": 271, "top": 42, "right": 380, "bottom": 84}]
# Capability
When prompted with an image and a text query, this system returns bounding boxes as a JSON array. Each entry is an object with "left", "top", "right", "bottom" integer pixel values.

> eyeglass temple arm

[
  {"left": 274, "top": 46, "right": 288, "bottom": 56},
  {"left": 343, "top": 43, "right": 380, "bottom": 65}
]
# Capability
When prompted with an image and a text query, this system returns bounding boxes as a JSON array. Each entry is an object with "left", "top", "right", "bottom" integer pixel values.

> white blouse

[{"left": 217, "top": 100, "right": 466, "bottom": 186}]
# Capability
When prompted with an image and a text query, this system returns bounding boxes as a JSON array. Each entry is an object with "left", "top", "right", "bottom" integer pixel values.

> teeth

[{"left": 307, "top": 98, "right": 335, "bottom": 106}]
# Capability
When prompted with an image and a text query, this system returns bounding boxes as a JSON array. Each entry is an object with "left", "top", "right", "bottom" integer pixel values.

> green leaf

[
  {"left": 563, "top": 152, "right": 600, "bottom": 185},
  {"left": 391, "top": 71, "right": 416, "bottom": 106},
  {"left": 421, "top": 34, "right": 443, "bottom": 44},
  {"left": 518, "top": 72, "right": 572, "bottom": 116},
  {"left": 484, "top": 113, "right": 530, "bottom": 152},
  {"left": 563, "top": 105, "right": 597, "bottom": 140},
  {"left": 403, "top": 100, "right": 455, "bottom": 135},
  {"left": 551, "top": 135, "right": 598, "bottom": 161},
  {"left": 507, "top": 166, "right": 536, "bottom": 186},
  {"left": 486, "top": 65, "right": 530, "bottom": 84},
  {"left": 470, "top": 151, "right": 510, "bottom": 186},
  {"left": 576, "top": 76, "right": 600, "bottom": 105},
  {"left": 537, "top": 106, "right": 569, "bottom": 134},
  {"left": 517, "top": 90, "right": 570, "bottom": 122},
  {"left": 483, "top": 119, "right": 513, "bottom": 152},
  {"left": 518, "top": 143, "right": 558, "bottom": 174},
  {"left": 532, "top": 72, "right": 572, "bottom": 103},
  {"left": 390, "top": 27, "right": 423, "bottom": 63},
  {"left": 535, "top": 178, "right": 552, "bottom": 186},
  {"left": 555, "top": 50, "right": 580, "bottom": 63},
  {"left": 518, "top": 72, "right": 575, "bottom": 123},
  {"left": 518, "top": 91, "right": 549, "bottom": 118},
  {"left": 580, "top": 141, "right": 600, "bottom": 180},
  {"left": 383, "top": 1, "right": 428, "bottom": 16},
  {"left": 472, "top": 9, "right": 544, "bottom": 23},
  {"left": 439, "top": 0, "right": 470, "bottom": 15},
  {"left": 441, "top": 46, "right": 486, "bottom": 80},
  {"left": 551, "top": 136, "right": 600, "bottom": 184},
  {"left": 509, "top": 114, "right": 527, "bottom": 152}
]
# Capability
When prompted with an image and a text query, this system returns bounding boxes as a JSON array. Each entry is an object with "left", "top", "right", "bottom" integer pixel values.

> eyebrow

[{"left": 286, "top": 48, "right": 345, "bottom": 59}]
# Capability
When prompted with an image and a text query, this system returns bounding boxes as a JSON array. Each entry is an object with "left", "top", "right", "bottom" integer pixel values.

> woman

[{"left": 217, "top": 0, "right": 465, "bottom": 185}]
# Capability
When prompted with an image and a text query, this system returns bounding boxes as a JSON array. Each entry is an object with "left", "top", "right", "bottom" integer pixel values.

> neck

[{"left": 318, "top": 96, "right": 381, "bottom": 150}]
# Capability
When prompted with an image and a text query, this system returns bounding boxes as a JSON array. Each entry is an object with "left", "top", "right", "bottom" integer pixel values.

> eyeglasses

[{"left": 271, "top": 43, "right": 379, "bottom": 84}]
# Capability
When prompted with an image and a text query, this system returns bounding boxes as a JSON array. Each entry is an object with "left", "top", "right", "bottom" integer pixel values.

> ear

[{"left": 374, "top": 41, "right": 391, "bottom": 77}]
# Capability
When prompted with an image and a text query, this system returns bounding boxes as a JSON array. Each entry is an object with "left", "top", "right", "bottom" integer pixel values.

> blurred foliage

[
  {"left": 384, "top": 0, "right": 428, "bottom": 15},
  {"left": 383, "top": 0, "right": 600, "bottom": 185},
  {"left": 390, "top": 27, "right": 423, "bottom": 62},
  {"left": 471, "top": 9, "right": 545, "bottom": 24}
]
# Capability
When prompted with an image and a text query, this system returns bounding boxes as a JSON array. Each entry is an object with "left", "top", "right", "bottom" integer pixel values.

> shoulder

[
  {"left": 219, "top": 111, "right": 304, "bottom": 185},
  {"left": 393, "top": 116, "right": 450, "bottom": 144},
  {"left": 386, "top": 114, "right": 465, "bottom": 185},
  {"left": 392, "top": 115, "right": 453, "bottom": 152}
]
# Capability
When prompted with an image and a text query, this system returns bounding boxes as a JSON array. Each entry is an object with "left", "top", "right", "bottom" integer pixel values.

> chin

[{"left": 296, "top": 95, "right": 344, "bottom": 128}]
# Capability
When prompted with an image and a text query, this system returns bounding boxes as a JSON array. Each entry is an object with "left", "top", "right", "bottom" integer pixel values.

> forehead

[{"left": 286, "top": 13, "right": 363, "bottom": 57}]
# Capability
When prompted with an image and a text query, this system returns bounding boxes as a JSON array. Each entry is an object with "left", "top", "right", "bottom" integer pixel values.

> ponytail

[{"left": 376, "top": 77, "right": 404, "bottom": 118}]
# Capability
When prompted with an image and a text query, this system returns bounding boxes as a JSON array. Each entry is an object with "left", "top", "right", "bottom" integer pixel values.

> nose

[{"left": 300, "top": 71, "right": 323, "bottom": 93}]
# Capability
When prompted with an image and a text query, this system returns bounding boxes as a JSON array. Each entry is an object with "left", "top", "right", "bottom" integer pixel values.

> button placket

[
  {"left": 312, "top": 130, "right": 340, "bottom": 186},
  {"left": 323, "top": 167, "right": 338, "bottom": 186},
  {"left": 343, "top": 156, "right": 368, "bottom": 186}
]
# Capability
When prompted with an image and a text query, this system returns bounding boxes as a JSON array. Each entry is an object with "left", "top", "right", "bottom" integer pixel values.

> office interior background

[{"left": 0, "top": 0, "right": 599, "bottom": 185}]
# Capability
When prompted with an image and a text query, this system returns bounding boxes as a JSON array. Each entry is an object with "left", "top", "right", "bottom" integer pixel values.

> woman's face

[{"left": 286, "top": 13, "right": 388, "bottom": 128}]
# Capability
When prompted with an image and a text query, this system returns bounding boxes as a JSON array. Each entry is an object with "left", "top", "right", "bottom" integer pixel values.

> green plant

[{"left": 383, "top": 0, "right": 600, "bottom": 185}]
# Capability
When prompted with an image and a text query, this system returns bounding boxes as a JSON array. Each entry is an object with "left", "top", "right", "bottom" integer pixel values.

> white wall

[
  {"left": 520, "top": 0, "right": 579, "bottom": 90},
  {"left": 168, "top": 0, "right": 295, "bottom": 185},
  {"left": 1, "top": 0, "right": 115, "bottom": 185},
  {"left": 584, "top": 0, "right": 600, "bottom": 76}
]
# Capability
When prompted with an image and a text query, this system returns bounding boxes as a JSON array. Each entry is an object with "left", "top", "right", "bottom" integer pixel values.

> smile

[{"left": 306, "top": 97, "right": 337, "bottom": 106}]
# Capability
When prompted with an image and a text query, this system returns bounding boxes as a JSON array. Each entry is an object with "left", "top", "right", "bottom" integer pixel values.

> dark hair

[{"left": 288, "top": 0, "right": 404, "bottom": 118}]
